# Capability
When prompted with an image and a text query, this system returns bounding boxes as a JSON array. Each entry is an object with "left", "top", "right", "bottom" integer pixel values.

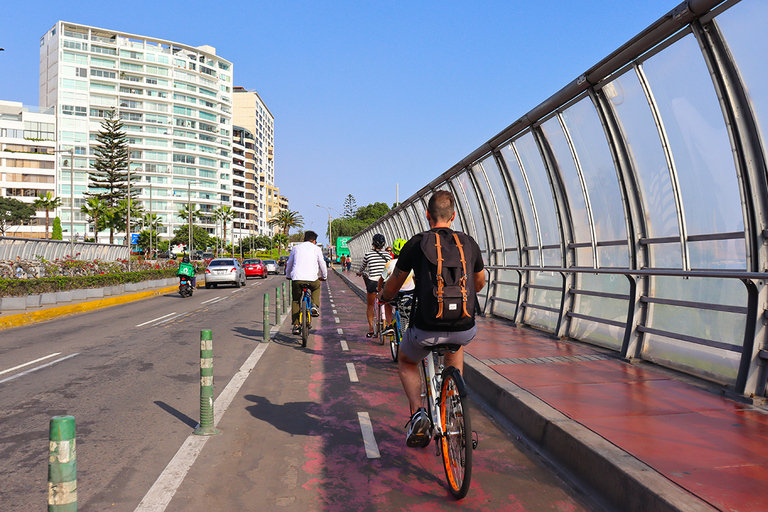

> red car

[{"left": 243, "top": 259, "right": 267, "bottom": 279}]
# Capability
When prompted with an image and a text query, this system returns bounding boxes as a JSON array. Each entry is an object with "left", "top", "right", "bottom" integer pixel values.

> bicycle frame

[{"left": 421, "top": 351, "right": 445, "bottom": 438}]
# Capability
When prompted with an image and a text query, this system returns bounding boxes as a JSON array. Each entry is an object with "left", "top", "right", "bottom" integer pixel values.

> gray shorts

[{"left": 399, "top": 324, "right": 478, "bottom": 363}]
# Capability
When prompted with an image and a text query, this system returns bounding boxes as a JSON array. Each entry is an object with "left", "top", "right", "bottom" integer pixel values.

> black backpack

[{"left": 414, "top": 228, "right": 476, "bottom": 331}]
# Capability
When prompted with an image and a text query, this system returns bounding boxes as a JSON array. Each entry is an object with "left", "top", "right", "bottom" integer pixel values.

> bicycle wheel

[
  {"left": 300, "top": 297, "right": 309, "bottom": 347},
  {"left": 389, "top": 314, "right": 400, "bottom": 362},
  {"left": 440, "top": 367, "right": 472, "bottom": 499}
]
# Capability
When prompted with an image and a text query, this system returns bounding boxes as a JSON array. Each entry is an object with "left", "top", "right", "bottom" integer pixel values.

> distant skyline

[{"left": 0, "top": 0, "right": 680, "bottom": 245}]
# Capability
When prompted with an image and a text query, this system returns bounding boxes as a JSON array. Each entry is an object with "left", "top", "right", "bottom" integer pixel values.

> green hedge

[{"left": 0, "top": 269, "right": 179, "bottom": 297}]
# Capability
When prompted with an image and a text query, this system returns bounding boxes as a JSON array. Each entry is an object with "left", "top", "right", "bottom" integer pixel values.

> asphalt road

[{"left": 0, "top": 272, "right": 606, "bottom": 511}]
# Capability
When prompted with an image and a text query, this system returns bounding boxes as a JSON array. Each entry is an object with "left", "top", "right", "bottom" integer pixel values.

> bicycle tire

[
  {"left": 440, "top": 367, "right": 472, "bottom": 499},
  {"left": 300, "top": 297, "right": 309, "bottom": 347},
  {"left": 389, "top": 314, "right": 400, "bottom": 362}
]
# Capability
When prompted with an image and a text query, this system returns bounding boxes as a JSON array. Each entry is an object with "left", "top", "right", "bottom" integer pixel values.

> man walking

[{"left": 378, "top": 190, "right": 485, "bottom": 447}]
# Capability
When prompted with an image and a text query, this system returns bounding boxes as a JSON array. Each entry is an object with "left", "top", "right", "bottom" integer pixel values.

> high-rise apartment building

[
  {"left": 39, "top": 22, "right": 235, "bottom": 246},
  {"left": 231, "top": 125, "right": 257, "bottom": 241},
  {"left": 0, "top": 100, "right": 57, "bottom": 238},
  {"left": 233, "top": 87, "right": 275, "bottom": 236}
]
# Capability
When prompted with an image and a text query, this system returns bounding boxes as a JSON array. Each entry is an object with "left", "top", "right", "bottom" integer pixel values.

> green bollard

[
  {"left": 275, "top": 286, "right": 281, "bottom": 324},
  {"left": 48, "top": 415, "right": 77, "bottom": 512},
  {"left": 282, "top": 281, "right": 288, "bottom": 315},
  {"left": 194, "top": 330, "right": 220, "bottom": 436},
  {"left": 263, "top": 293, "right": 270, "bottom": 342}
]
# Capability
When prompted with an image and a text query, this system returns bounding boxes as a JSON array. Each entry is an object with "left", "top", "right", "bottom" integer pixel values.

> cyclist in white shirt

[{"left": 285, "top": 230, "right": 327, "bottom": 335}]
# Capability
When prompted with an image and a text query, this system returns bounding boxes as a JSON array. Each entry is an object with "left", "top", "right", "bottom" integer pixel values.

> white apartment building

[
  {"left": 0, "top": 100, "right": 57, "bottom": 238},
  {"left": 39, "top": 22, "right": 234, "bottom": 246},
  {"left": 233, "top": 87, "right": 275, "bottom": 235}
]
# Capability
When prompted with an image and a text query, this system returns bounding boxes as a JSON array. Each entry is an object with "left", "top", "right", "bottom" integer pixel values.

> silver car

[
  {"left": 204, "top": 258, "right": 246, "bottom": 288},
  {"left": 264, "top": 259, "right": 278, "bottom": 274}
]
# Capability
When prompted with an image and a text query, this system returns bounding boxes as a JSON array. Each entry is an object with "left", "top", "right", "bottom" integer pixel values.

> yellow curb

[{"left": 0, "top": 286, "right": 178, "bottom": 331}]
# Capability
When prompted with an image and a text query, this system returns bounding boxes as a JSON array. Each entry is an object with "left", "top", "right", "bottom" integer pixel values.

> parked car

[
  {"left": 204, "top": 258, "right": 246, "bottom": 288},
  {"left": 243, "top": 259, "right": 267, "bottom": 279},
  {"left": 202, "top": 252, "right": 215, "bottom": 265},
  {"left": 264, "top": 259, "right": 278, "bottom": 274},
  {"left": 156, "top": 251, "right": 170, "bottom": 259}
]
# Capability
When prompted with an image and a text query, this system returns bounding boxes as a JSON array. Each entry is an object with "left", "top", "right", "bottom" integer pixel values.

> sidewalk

[{"left": 335, "top": 268, "right": 768, "bottom": 512}]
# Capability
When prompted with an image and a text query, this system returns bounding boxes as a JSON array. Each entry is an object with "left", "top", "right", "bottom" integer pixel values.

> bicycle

[
  {"left": 420, "top": 344, "right": 477, "bottom": 499},
  {"left": 383, "top": 292, "right": 413, "bottom": 362},
  {"left": 373, "top": 296, "right": 386, "bottom": 345},
  {"left": 298, "top": 284, "right": 312, "bottom": 348}
]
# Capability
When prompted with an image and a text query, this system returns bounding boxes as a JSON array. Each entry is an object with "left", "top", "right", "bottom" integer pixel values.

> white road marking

[
  {"left": 200, "top": 296, "right": 225, "bottom": 305},
  {"left": 337, "top": 328, "right": 344, "bottom": 335},
  {"left": 340, "top": 340, "right": 349, "bottom": 351},
  {"left": 134, "top": 342, "right": 270, "bottom": 512},
  {"left": 357, "top": 412, "right": 381, "bottom": 459},
  {"left": 334, "top": 317, "right": 340, "bottom": 324},
  {"left": 0, "top": 353, "right": 79, "bottom": 385},
  {"left": 0, "top": 352, "right": 61, "bottom": 376},
  {"left": 333, "top": 309, "right": 338, "bottom": 315},
  {"left": 136, "top": 313, "right": 176, "bottom": 327},
  {"left": 346, "top": 362, "right": 359, "bottom": 382}
]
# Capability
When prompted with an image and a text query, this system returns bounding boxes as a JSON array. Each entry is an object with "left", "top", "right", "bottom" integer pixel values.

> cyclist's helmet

[
  {"left": 372, "top": 233, "right": 386, "bottom": 249},
  {"left": 392, "top": 238, "right": 407, "bottom": 256}
]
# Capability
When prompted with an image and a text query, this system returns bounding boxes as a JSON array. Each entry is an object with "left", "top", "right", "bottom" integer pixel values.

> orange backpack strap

[
  {"left": 453, "top": 233, "right": 470, "bottom": 318},
  {"left": 435, "top": 232, "right": 445, "bottom": 318}
]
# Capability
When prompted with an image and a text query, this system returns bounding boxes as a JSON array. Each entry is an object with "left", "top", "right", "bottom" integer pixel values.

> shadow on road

[
  {"left": 244, "top": 394, "right": 321, "bottom": 436},
  {"left": 154, "top": 400, "right": 198, "bottom": 428}
]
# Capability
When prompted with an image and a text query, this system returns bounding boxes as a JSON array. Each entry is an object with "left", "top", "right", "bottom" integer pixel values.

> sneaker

[
  {"left": 310, "top": 305, "right": 319, "bottom": 317},
  {"left": 381, "top": 323, "right": 396, "bottom": 336},
  {"left": 292, "top": 325, "right": 300, "bottom": 335},
  {"left": 405, "top": 408, "right": 431, "bottom": 448}
]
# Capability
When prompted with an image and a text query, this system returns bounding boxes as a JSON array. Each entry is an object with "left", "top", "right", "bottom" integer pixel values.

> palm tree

[
  {"left": 268, "top": 209, "right": 304, "bottom": 237},
  {"left": 33, "top": 192, "right": 62, "bottom": 239},
  {"left": 177, "top": 203, "right": 202, "bottom": 223},
  {"left": 214, "top": 205, "right": 234, "bottom": 253},
  {"left": 81, "top": 197, "right": 106, "bottom": 243}
]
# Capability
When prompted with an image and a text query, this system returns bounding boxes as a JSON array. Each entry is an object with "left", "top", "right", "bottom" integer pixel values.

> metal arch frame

[
  {"left": 446, "top": 178, "right": 472, "bottom": 238},
  {"left": 695, "top": 15, "right": 768, "bottom": 396},
  {"left": 472, "top": 158, "right": 508, "bottom": 316},
  {"left": 509, "top": 136, "right": 545, "bottom": 267},
  {"left": 590, "top": 84, "right": 651, "bottom": 361},
  {"left": 633, "top": 53, "right": 692, "bottom": 271},
  {"left": 471, "top": 160, "right": 504, "bottom": 264},
  {"left": 531, "top": 123, "right": 578, "bottom": 339},
  {"left": 493, "top": 144, "right": 534, "bottom": 324}
]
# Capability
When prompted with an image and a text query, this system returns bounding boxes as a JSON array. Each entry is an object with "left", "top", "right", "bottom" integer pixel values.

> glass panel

[
  {"left": 540, "top": 116, "right": 592, "bottom": 250},
  {"left": 561, "top": 98, "right": 628, "bottom": 267},
  {"left": 452, "top": 172, "right": 488, "bottom": 251},
  {"left": 603, "top": 70, "right": 680, "bottom": 244},
  {"left": 642, "top": 276, "right": 747, "bottom": 386},
  {"left": 500, "top": 143, "right": 537, "bottom": 254},
  {"left": 472, "top": 162, "right": 501, "bottom": 266},
  {"left": 515, "top": 133, "right": 561, "bottom": 265},
  {"left": 570, "top": 273, "right": 629, "bottom": 350},
  {"left": 479, "top": 156, "right": 519, "bottom": 263},
  {"left": 408, "top": 204, "right": 423, "bottom": 233},
  {"left": 442, "top": 182, "right": 464, "bottom": 232},
  {"left": 716, "top": 0, "right": 768, "bottom": 165},
  {"left": 412, "top": 202, "right": 427, "bottom": 232},
  {"left": 642, "top": 33, "right": 745, "bottom": 268},
  {"left": 523, "top": 271, "right": 561, "bottom": 331}
]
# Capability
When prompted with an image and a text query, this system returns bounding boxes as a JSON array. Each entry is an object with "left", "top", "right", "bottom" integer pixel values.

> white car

[
  {"left": 204, "top": 258, "right": 246, "bottom": 288},
  {"left": 263, "top": 259, "right": 278, "bottom": 274}
]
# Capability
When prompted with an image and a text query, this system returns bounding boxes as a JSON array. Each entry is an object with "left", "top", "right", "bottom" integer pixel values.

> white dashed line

[
  {"left": 346, "top": 362, "right": 359, "bottom": 382},
  {"left": 334, "top": 317, "right": 340, "bottom": 323},
  {"left": 0, "top": 353, "right": 61, "bottom": 376},
  {"left": 333, "top": 309, "right": 338, "bottom": 315},
  {"left": 136, "top": 312, "right": 177, "bottom": 327},
  {"left": 340, "top": 340, "right": 349, "bottom": 351},
  {"left": 357, "top": 412, "right": 381, "bottom": 459},
  {"left": 0, "top": 353, "right": 80, "bottom": 385},
  {"left": 337, "top": 328, "right": 344, "bottom": 335}
]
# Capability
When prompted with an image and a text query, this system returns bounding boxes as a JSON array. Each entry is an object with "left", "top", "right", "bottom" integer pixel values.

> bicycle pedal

[{"left": 471, "top": 430, "right": 479, "bottom": 450}]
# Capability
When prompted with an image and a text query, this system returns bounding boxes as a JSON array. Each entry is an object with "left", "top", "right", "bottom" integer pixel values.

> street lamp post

[
  {"left": 187, "top": 180, "right": 198, "bottom": 258},
  {"left": 54, "top": 148, "right": 75, "bottom": 256},
  {"left": 316, "top": 204, "right": 338, "bottom": 259}
]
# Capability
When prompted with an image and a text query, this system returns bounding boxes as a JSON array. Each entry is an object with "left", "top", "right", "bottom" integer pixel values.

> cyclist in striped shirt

[{"left": 357, "top": 233, "right": 392, "bottom": 338}]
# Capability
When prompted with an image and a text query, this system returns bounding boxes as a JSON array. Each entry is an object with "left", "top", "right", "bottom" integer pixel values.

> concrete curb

[
  {"left": 0, "top": 285, "right": 179, "bottom": 331},
  {"left": 333, "top": 267, "right": 717, "bottom": 512}
]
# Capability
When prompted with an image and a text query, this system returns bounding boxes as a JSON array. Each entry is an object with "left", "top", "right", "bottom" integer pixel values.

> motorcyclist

[{"left": 178, "top": 254, "right": 196, "bottom": 289}]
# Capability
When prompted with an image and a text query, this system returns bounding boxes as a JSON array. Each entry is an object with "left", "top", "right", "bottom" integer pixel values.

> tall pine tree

[{"left": 87, "top": 109, "right": 137, "bottom": 244}]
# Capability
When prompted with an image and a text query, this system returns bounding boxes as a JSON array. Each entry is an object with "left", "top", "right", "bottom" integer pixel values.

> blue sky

[{"left": 0, "top": 0, "right": 678, "bottom": 244}]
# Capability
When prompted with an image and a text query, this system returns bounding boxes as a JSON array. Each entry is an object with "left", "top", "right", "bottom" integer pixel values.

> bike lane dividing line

[
  {"left": 357, "top": 412, "right": 381, "bottom": 459},
  {"left": 340, "top": 340, "right": 349, "bottom": 351},
  {"left": 134, "top": 342, "right": 270, "bottom": 512},
  {"left": 136, "top": 313, "right": 176, "bottom": 327},
  {"left": 346, "top": 362, "right": 359, "bottom": 383}
]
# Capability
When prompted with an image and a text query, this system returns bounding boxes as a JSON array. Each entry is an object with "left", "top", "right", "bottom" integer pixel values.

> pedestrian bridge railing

[{"left": 0, "top": 236, "right": 129, "bottom": 263}]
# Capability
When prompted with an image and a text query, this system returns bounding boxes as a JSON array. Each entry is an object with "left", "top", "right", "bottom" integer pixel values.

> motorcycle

[{"left": 179, "top": 276, "right": 194, "bottom": 298}]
